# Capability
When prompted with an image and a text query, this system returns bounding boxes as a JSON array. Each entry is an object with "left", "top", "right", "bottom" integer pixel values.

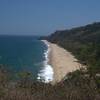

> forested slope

[{"left": 48, "top": 22, "right": 100, "bottom": 74}]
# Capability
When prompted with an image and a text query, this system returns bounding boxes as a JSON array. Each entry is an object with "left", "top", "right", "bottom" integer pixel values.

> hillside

[{"left": 48, "top": 22, "right": 100, "bottom": 74}]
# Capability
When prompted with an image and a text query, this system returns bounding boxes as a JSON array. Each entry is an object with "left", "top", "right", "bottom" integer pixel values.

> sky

[{"left": 0, "top": 0, "right": 100, "bottom": 35}]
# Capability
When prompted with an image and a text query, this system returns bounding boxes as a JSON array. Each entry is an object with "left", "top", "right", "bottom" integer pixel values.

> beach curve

[{"left": 47, "top": 40, "right": 84, "bottom": 84}]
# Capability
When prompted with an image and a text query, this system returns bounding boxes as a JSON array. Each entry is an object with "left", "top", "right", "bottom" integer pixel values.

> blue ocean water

[{"left": 0, "top": 35, "right": 48, "bottom": 80}]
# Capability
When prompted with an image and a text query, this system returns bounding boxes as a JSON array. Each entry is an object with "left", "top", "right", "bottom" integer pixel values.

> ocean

[{"left": 0, "top": 35, "right": 53, "bottom": 83}]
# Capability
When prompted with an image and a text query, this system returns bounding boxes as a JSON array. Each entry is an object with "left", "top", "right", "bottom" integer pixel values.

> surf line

[{"left": 37, "top": 40, "right": 54, "bottom": 83}]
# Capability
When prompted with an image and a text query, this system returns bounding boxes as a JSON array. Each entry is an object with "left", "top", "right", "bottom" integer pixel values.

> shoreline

[
  {"left": 40, "top": 40, "right": 84, "bottom": 84},
  {"left": 37, "top": 40, "right": 54, "bottom": 83}
]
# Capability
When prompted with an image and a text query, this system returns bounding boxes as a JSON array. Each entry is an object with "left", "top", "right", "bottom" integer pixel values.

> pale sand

[{"left": 47, "top": 41, "right": 84, "bottom": 84}]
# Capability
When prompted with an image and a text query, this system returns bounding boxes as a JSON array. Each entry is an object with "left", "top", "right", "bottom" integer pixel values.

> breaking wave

[{"left": 37, "top": 40, "right": 54, "bottom": 83}]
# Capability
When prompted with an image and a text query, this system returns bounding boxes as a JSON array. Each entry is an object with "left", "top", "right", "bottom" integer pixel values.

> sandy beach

[{"left": 46, "top": 41, "right": 84, "bottom": 84}]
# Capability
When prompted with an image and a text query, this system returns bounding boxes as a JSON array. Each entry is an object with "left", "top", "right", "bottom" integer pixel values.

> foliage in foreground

[{"left": 0, "top": 65, "right": 100, "bottom": 100}]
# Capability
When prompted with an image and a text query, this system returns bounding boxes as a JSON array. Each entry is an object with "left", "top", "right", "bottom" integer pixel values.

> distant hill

[{"left": 48, "top": 22, "right": 100, "bottom": 43}]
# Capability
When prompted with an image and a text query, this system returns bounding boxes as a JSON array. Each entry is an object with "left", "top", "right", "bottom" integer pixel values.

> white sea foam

[{"left": 37, "top": 40, "right": 54, "bottom": 83}]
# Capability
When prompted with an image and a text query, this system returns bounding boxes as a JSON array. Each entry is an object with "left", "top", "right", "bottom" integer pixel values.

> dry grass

[{"left": 0, "top": 65, "right": 100, "bottom": 100}]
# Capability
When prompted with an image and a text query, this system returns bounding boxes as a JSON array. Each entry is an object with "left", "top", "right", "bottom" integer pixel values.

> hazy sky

[{"left": 0, "top": 0, "right": 100, "bottom": 35}]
